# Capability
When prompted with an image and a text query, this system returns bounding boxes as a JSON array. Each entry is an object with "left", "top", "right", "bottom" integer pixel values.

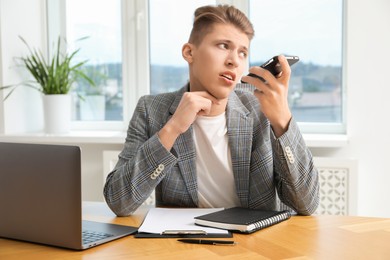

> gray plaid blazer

[{"left": 104, "top": 84, "right": 319, "bottom": 216}]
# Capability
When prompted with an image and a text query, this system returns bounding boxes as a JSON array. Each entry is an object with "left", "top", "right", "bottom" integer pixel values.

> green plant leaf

[{"left": 1, "top": 35, "right": 96, "bottom": 99}]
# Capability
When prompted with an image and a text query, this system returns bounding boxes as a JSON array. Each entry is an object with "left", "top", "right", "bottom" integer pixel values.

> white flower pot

[{"left": 43, "top": 94, "right": 71, "bottom": 134}]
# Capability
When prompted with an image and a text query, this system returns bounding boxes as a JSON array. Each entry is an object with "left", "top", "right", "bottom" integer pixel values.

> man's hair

[{"left": 188, "top": 5, "right": 254, "bottom": 46}]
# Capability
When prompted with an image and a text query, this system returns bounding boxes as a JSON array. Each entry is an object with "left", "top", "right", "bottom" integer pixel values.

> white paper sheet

[{"left": 138, "top": 208, "right": 228, "bottom": 234}]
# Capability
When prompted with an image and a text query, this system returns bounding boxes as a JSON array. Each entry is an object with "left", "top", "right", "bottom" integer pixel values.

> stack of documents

[{"left": 136, "top": 208, "right": 231, "bottom": 238}]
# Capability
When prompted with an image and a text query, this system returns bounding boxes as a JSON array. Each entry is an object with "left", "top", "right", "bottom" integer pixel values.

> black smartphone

[{"left": 242, "top": 55, "right": 299, "bottom": 83}]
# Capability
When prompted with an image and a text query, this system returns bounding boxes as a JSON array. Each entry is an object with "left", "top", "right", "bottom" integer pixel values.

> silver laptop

[{"left": 0, "top": 142, "right": 137, "bottom": 250}]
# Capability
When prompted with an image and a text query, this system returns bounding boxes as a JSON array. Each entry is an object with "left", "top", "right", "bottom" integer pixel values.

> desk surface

[{"left": 1, "top": 202, "right": 390, "bottom": 260}]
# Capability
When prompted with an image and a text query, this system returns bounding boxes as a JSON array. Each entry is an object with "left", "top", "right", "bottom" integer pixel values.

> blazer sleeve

[
  {"left": 103, "top": 96, "right": 177, "bottom": 216},
  {"left": 271, "top": 118, "right": 319, "bottom": 215}
]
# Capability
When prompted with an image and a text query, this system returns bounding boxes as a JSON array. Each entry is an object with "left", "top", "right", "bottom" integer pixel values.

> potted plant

[{"left": 0, "top": 36, "right": 95, "bottom": 133}]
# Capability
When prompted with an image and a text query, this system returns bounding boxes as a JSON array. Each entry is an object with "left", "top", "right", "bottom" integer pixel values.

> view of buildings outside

[
  {"left": 249, "top": 0, "right": 343, "bottom": 123},
  {"left": 149, "top": 0, "right": 343, "bottom": 123},
  {"left": 66, "top": 0, "right": 123, "bottom": 121},
  {"left": 67, "top": 0, "right": 343, "bottom": 124}
]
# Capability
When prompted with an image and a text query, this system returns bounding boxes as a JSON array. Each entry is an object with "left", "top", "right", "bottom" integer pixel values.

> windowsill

[
  {"left": 0, "top": 131, "right": 126, "bottom": 144},
  {"left": 302, "top": 133, "right": 348, "bottom": 148},
  {"left": 0, "top": 131, "right": 348, "bottom": 148}
]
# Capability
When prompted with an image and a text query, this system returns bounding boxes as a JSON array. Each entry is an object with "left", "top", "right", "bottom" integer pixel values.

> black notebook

[{"left": 194, "top": 207, "right": 291, "bottom": 234}]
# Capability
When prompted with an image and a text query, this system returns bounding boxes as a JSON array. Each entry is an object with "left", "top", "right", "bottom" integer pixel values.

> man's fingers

[{"left": 277, "top": 55, "right": 291, "bottom": 79}]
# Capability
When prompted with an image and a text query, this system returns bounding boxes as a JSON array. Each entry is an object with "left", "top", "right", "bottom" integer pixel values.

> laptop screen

[{"left": 0, "top": 142, "right": 83, "bottom": 248}]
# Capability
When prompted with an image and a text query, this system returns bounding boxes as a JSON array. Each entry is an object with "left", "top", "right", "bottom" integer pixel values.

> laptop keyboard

[{"left": 82, "top": 230, "right": 114, "bottom": 244}]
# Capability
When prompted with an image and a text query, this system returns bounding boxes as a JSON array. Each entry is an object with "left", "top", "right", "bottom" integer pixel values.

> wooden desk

[{"left": 1, "top": 202, "right": 390, "bottom": 260}]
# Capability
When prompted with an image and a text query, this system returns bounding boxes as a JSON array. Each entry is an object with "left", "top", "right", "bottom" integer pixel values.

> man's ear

[{"left": 182, "top": 43, "right": 194, "bottom": 63}]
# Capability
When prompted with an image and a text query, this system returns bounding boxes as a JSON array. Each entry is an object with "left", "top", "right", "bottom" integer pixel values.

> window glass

[
  {"left": 60, "top": 0, "right": 344, "bottom": 132},
  {"left": 149, "top": 0, "right": 216, "bottom": 94},
  {"left": 66, "top": 0, "right": 123, "bottom": 121},
  {"left": 249, "top": 0, "right": 343, "bottom": 123}
]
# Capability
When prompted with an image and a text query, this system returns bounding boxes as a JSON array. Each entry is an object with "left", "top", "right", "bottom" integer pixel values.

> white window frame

[
  {"left": 46, "top": 0, "right": 149, "bottom": 131},
  {"left": 47, "top": 0, "right": 346, "bottom": 135}
]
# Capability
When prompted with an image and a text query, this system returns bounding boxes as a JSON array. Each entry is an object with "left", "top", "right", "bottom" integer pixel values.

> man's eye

[
  {"left": 239, "top": 51, "right": 248, "bottom": 58},
  {"left": 218, "top": 43, "right": 228, "bottom": 49}
]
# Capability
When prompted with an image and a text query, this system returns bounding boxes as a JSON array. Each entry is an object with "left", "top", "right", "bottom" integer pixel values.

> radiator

[{"left": 313, "top": 157, "right": 358, "bottom": 215}]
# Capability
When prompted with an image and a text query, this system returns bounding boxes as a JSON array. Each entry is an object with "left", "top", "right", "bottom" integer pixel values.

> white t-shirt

[{"left": 193, "top": 113, "right": 241, "bottom": 208}]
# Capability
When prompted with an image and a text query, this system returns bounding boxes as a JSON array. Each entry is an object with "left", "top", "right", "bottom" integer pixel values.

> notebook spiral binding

[{"left": 249, "top": 211, "right": 291, "bottom": 231}]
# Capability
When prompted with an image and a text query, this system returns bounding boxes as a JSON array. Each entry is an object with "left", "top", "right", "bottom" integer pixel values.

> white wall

[
  {"left": 0, "top": 0, "right": 45, "bottom": 133},
  {"left": 312, "top": 0, "right": 390, "bottom": 217},
  {"left": 0, "top": 2, "right": 3, "bottom": 133},
  {"left": 79, "top": 143, "right": 123, "bottom": 201},
  {"left": 1, "top": 0, "right": 390, "bottom": 217}
]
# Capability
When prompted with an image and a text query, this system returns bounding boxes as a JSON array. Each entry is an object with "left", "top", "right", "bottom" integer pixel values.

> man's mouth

[{"left": 220, "top": 72, "right": 236, "bottom": 82}]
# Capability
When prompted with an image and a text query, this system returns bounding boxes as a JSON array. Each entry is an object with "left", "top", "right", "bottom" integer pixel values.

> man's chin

[
  {"left": 212, "top": 87, "right": 235, "bottom": 99},
  {"left": 209, "top": 92, "right": 229, "bottom": 101}
]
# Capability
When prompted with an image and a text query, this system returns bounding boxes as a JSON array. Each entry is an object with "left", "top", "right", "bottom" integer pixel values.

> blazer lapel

[
  {"left": 174, "top": 128, "right": 198, "bottom": 206},
  {"left": 226, "top": 92, "right": 253, "bottom": 208},
  {"left": 169, "top": 85, "right": 198, "bottom": 206}
]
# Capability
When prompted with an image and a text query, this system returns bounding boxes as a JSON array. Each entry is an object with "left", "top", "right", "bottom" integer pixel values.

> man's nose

[{"left": 226, "top": 52, "right": 239, "bottom": 67}]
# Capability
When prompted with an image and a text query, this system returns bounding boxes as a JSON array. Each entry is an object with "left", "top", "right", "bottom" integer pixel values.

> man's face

[{"left": 187, "top": 23, "right": 250, "bottom": 100}]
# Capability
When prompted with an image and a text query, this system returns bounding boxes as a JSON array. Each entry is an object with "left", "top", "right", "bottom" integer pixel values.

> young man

[{"left": 104, "top": 5, "right": 319, "bottom": 216}]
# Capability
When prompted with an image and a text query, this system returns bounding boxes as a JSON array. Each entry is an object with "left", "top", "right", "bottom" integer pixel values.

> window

[
  {"left": 50, "top": 0, "right": 345, "bottom": 134},
  {"left": 149, "top": 0, "right": 216, "bottom": 94},
  {"left": 148, "top": 0, "right": 345, "bottom": 133},
  {"left": 65, "top": 0, "right": 123, "bottom": 122},
  {"left": 249, "top": 0, "right": 344, "bottom": 133}
]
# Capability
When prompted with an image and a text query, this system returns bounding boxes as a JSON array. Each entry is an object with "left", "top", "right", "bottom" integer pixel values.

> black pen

[{"left": 177, "top": 239, "right": 237, "bottom": 245}]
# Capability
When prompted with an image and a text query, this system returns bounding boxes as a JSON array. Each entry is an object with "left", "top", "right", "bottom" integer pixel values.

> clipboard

[
  {"left": 134, "top": 207, "right": 232, "bottom": 238},
  {"left": 135, "top": 230, "right": 232, "bottom": 238}
]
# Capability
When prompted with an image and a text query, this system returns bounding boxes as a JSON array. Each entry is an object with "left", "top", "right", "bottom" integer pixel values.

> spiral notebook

[{"left": 194, "top": 207, "right": 291, "bottom": 234}]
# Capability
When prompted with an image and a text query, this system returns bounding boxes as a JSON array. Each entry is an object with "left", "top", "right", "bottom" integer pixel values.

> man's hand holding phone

[
  {"left": 241, "top": 55, "right": 298, "bottom": 137},
  {"left": 241, "top": 55, "right": 299, "bottom": 82}
]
